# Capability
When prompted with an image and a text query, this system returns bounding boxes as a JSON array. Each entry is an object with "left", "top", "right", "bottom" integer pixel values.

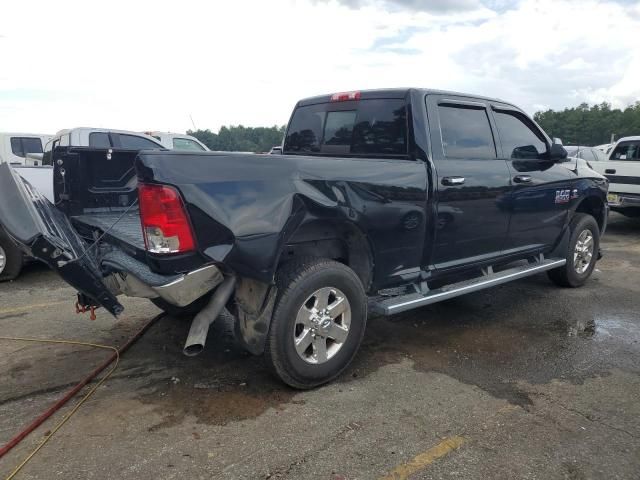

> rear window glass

[
  {"left": 284, "top": 99, "right": 407, "bottom": 157},
  {"left": 10, "top": 137, "right": 43, "bottom": 157},
  {"left": 89, "top": 132, "right": 111, "bottom": 148},
  {"left": 173, "top": 137, "right": 206, "bottom": 151},
  {"left": 610, "top": 141, "right": 640, "bottom": 161},
  {"left": 118, "top": 134, "right": 162, "bottom": 150}
]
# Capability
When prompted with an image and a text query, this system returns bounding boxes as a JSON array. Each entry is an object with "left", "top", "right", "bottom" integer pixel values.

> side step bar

[{"left": 370, "top": 257, "right": 566, "bottom": 316}]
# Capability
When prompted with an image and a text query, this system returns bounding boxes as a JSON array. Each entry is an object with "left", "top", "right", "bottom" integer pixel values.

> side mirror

[{"left": 549, "top": 138, "right": 567, "bottom": 162}]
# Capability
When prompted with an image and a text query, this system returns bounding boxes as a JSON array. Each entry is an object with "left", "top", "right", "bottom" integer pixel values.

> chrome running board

[{"left": 370, "top": 257, "right": 566, "bottom": 316}]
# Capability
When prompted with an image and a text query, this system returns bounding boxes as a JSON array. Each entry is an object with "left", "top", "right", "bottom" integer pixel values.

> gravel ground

[{"left": 0, "top": 213, "right": 638, "bottom": 479}]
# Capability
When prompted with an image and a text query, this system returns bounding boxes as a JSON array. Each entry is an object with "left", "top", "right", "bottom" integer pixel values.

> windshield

[{"left": 284, "top": 98, "right": 408, "bottom": 157}]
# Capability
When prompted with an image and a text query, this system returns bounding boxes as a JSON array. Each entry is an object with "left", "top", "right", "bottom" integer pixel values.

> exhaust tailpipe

[{"left": 183, "top": 275, "right": 236, "bottom": 357}]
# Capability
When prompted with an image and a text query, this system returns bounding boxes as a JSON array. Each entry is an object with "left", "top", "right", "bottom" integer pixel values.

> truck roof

[
  {"left": 296, "top": 88, "right": 510, "bottom": 107},
  {"left": 53, "top": 127, "right": 159, "bottom": 137},
  {"left": 614, "top": 136, "right": 640, "bottom": 142}
]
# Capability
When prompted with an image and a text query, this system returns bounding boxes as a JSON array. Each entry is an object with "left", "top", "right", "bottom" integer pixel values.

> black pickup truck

[{"left": 0, "top": 88, "right": 609, "bottom": 388}]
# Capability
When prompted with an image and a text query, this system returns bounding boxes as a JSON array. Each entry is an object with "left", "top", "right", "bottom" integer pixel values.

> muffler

[{"left": 183, "top": 275, "right": 236, "bottom": 357}]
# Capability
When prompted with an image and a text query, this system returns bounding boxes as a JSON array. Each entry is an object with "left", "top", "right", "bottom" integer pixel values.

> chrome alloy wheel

[
  {"left": 293, "top": 287, "right": 351, "bottom": 364},
  {"left": 574, "top": 229, "right": 594, "bottom": 274},
  {"left": 0, "top": 244, "right": 6, "bottom": 275}
]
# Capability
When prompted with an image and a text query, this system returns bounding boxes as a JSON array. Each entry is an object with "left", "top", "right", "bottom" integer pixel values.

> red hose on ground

[{"left": 0, "top": 312, "right": 163, "bottom": 460}]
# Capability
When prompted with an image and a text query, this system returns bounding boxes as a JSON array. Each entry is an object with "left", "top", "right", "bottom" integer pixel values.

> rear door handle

[
  {"left": 441, "top": 176, "right": 465, "bottom": 186},
  {"left": 605, "top": 169, "right": 616, "bottom": 174},
  {"left": 513, "top": 175, "right": 532, "bottom": 184}
]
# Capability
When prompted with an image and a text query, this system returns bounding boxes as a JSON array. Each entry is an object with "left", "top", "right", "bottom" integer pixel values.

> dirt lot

[{"left": 1, "top": 213, "right": 639, "bottom": 479}]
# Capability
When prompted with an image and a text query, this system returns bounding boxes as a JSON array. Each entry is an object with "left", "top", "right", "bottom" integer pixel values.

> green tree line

[
  {"left": 188, "top": 125, "right": 286, "bottom": 153},
  {"left": 534, "top": 102, "right": 640, "bottom": 146}
]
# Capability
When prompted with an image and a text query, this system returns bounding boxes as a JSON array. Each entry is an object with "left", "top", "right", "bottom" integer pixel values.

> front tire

[
  {"left": 265, "top": 258, "right": 367, "bottom": 389},
  {"left": 548, "top": 213, "right": 600, "bottom": 288},
  {"left": 0, "top": 231, "right": 23, "bottom": 282}
]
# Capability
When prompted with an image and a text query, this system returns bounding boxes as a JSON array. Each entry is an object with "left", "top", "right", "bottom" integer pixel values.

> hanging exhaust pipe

[{"left": 183, "top": 275, "right": 236, "bottom": 357}]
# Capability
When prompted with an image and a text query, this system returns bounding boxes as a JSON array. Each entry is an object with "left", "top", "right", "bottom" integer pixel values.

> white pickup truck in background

[
  {"left": 0, "top": 128, "right": 163, "bottom": 281},
  {"left": 590, "top": 136, "right": 640, "bottom": 217}
]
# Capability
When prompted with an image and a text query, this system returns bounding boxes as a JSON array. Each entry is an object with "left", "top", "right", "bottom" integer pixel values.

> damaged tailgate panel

[{"left": 0, "top": 163, "right": 123, "bottom": 315}]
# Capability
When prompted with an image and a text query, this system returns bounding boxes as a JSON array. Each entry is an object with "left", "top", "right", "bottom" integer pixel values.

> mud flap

[{"left": 0, "top": 164, "right": 123, "bottom": 316}]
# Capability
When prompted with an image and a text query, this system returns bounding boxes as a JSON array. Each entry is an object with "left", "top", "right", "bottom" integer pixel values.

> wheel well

[
  {"left": 575, "top": 196, "right": 606, "bottom": 232},
  {"left": 279, "top": 221, "right": 373, "bottom": 291}
]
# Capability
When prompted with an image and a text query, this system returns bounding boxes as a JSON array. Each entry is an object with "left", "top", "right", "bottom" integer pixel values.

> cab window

[
  {"left": 437, "top": 105, "right": 496, "bottom": 159},
  {"left": 172, "top": 137, "right": 206, "bottom": 151},
  {"left": 610, "top": 141, "right": 640, "bottom": 161},
  {"left": 284, "top": 98, "right": 408, "bottom": 157},
  {"left": 10, "top": 137, "right": 43, "bottom": 157},
  {"left": 118, "top": 134, "right": 162, "bottom": 150},
  {"left": 493, "top": 110, "right": 548, "bottom": 159},
  {"left": 89, "top": 132, "right": 111, "bottom": 148}
]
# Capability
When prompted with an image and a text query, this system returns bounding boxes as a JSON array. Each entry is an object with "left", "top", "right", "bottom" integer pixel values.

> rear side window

[
  {"left": 493, "top": 110, "right": 548, "bottom": 159},
  {"left": 438, "top": 106, "right": 496, "bottom": 159},
  {"left": 610, "top": 141, "right": 640, "bottom": 161},
  {"left": 118, "top": 134, "right": 162, "bottom": 150},
  {"left": 173, "top": 137, "right": 206, "bottom": 151},
  {"left": 10, "top": 137, "right": 43, "bottom": 157},
  {"left": 89, "top": 132, "right": 112, "bottom": 148},
  {"left": 284, "top": 99, "right": 407, "bottom": 157}
]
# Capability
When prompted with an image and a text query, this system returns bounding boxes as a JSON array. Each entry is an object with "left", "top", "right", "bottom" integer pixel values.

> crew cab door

[
  {"left": 0, "top": 163, "right": 123, "bottom": 315},
  {"left": 426, "top": 95, "right": 512, "bottom": 269},
  {"left": 489, "top": 105, "right": 572, "bottom": 253}
]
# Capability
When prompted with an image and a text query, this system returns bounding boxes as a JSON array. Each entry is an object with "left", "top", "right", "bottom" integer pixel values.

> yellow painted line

[
  {"left": 380, "top": 436, "right": 466, "bottom": 480},
  {"left": 0, "top": 300, "right": 68, "bottom": 316}
]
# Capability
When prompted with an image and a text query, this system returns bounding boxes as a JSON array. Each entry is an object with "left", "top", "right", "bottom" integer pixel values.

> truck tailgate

[{"left": 0, "top": 163, "right": 123, "bottom": 315}]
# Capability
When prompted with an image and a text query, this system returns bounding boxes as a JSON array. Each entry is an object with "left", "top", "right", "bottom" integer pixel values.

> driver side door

[{"left": 490, "top": 105, "right": 573, "bottom": 254}]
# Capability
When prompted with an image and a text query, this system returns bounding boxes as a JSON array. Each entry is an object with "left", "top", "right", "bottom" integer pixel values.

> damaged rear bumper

[{"left": 101, "top": 249, "right": 224, "bottom": 307}]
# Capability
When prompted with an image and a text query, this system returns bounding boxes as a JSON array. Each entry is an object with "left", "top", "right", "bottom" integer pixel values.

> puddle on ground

[
  {"left": 143, "top": 383, "right": 300, "bottom": 431},
  {"left": 344, "top": 277, "right": 640, "bottom": 408},
  {"left": 135, "top": 315, "right": 301, "bottom": 431},
  {"left": 593, "top": 315, "right": 640, "bottom": 344}
]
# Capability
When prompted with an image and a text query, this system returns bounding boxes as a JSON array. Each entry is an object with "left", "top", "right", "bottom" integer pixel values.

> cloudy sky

[{"left": 0, "top": 0, "right": 638, "bottom": 134}]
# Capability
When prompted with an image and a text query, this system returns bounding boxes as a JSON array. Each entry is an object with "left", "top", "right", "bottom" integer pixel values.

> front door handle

[
  {"left": 513, "top": 175, "right": 532, "bottom": 184},
  {"left": 605, "top": 169, "right": 616, "bottom": 174},
  {"left": 441, "top": 176, "right": 465, "bottom": 186}
]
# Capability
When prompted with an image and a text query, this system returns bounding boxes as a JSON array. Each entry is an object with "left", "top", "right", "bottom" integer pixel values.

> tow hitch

[{"left": 75, "top": 293, "right": 100, "bottom": 321}]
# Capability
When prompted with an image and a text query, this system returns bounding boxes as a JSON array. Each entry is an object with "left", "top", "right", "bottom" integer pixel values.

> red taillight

[
  {"left": 330, "top": 91, "right": 361, "bottom": 102},
  {"left": 138, "top": 183, "right": 195, "bottom": 254}
]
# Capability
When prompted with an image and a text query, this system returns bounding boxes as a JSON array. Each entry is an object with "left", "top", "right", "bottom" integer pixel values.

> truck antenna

[{"left": 189, "top": 114, "right": 197, "bottom": 131}]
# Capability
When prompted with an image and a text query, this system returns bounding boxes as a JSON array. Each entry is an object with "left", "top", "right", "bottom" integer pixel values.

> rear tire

[
  {"left": 0, "top": 231, "right": 23, "bottom": 282},
  {"left": 151, "top": 293, "right": 212, "bottom": 318},
  {"left": 265, "top": 258, "right": 367, "bottom": 389},
  {"left": 548, "top": 213, "right": 599, "bottom": 288}
]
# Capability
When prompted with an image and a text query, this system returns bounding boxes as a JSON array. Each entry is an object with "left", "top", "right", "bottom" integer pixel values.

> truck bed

[{"left": 72, "top": 211, "right": 144, "bottom": 250}]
